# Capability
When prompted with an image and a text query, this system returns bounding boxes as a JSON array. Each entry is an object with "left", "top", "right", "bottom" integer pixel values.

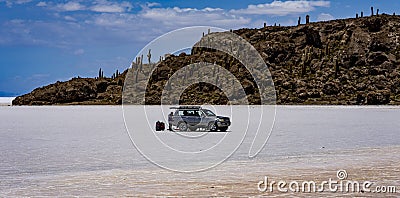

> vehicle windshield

[{"left": 202, "top": 109, "right": 216, "bottom": 116}]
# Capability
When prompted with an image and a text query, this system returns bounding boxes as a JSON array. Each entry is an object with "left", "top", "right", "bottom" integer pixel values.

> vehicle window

[
  {"left": 202, "top": 109, "right": 216, "bottom": 116},
  {"left": 199, "top": 111, "right": 205, "bottom": 117},
  {"left": 177, "top": 110, "right": 200, "bottom": 116}
]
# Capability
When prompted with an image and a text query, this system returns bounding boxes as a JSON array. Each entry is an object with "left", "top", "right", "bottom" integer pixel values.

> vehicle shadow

[{"left": 160, "top": 130, "right": 231, "bottom": 133}]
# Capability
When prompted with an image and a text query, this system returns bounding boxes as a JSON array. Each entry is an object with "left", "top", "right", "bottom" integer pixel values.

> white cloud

[
  {"left": 92, "top": 13, "right": 136, "bottom": 27},
  {"left": 64, "top": 15, "right": 76, "bottom": 21},
  {"left": 0, "top": 3, "right": 252, "bottom": 47},
  {"left": 36, "top": 1, "right": 46, "bottom": 7},
  {"left": 317, "top": 13, "right": 334, "bottom": 21},
  {"left": 15, "top": 0, "right": 32, "bottom": 4},
  {"left": 0, "top": 1, "right": 333, "bottom": 50},
  {"left": 74, "top": 49, "right": 85, "bottom": 55},
  {"left": 146, "top": 2, "right": 161, "bottom": 8},
  {"left": 56, "top": 1, "right": 86, "bottom": 11},
  {"left": 230, "top": 0, "right": 330, "bottom": 16},
  {"left": 0, "top": 0, "right": 32, "bottom": 7},
  {"left": 203, "top": 7, "right": 223, "bottom": 12},
  {"left": 29, "top": 74, "right": 50, "bottom": 80},
  {"left": 90, "top": 4, "right": 125, "bottom": 12},
  {"left": 89, "top": 0, "right": 133, "bottom": 13},
  {"left": 1, "top": 18, "right": 85, "bottom": 48},
  {"left": 48, "top": 0, "right": 133, "bottom": 13},
  {"left": 139, "top": 6, "right": 250, "bottom": 27}
]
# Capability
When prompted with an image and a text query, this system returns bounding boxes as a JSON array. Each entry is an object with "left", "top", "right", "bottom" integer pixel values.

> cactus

[
  {"left": 137, "top": 56, "right": 141, "bottom": 72},
  {"left": 317, "top": 49, "right": 322, "bottom": 59},
  {"left": 304, "top": 48, "right": 312, "bottom": 75},
  {"left": 208, "top": 28, "right": 211, "bottom": 34},
  {"left": 325, "top": 41, "right": 330, "bottom": 55},
  {"left": 274, "top": 23, "right": 276, "bottom": 27},
  {"left": 306, "top": 15, "right": 310, "bottom": 24},
  {"left": 377, "top": 9, "right": 379, "bottom": 16},
  {"left": 166, "top": 74, "right": 171, "bottom": 90},
  {"left": 98, "top": 68, "right": 102, "bottom": 79},
  {"left": 183, "top": 69, "right": 187, "bottom": 81},
  {"left": 135, "top": 70, "right": 139, "bottom": 83},
  {"left": 334, "top": 55, "right": 339, "bottom": 78},
  {"left": 361, "top": 11, "right": 364, "bottom": 17},
  {"left": 190, "top": 64, "right": 194, "bottom": 76},
  {"left": 301, "top": 53, "right": 306, "bottom": 76},
  {"left": 229, "top": 57, "right": 234, "bottom": 70},
  {"left": 213, "top": 63, "right": 216, "bottom": 77},
  {"left": 147, "top": 49, "right": 151, "bottom": 65},
  {"left": 356, "top": 13, "right": 359, "bottom": 18},
  {"left": 131, "top": 61, "right": 135, "bottom": 69},
  {"left": 305, "top": 46, "right": 308, "bottom": 56},
  {"left": 298, "top": 16, "right": 301, "bottom": 25},
  {"left": 236, "top": 44, "right": 241, "bottom": 59},
  {"left": 307, "top": 52, "right": 312, "bottom": 62},
  {"left": 301, "top": 63, "right": 306, "bottom": 76},
  {"left": 371, "top": 6, "right": 374, "bottom": 16},
  {"left": 140, "top": 54, "right": 143, "bottom": 72},
  {"left": 263, "top": 22, "right": 266, "bottom": 28}
]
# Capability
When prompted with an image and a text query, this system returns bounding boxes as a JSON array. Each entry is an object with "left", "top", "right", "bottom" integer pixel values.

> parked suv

[{"left": 168, "top": 106, "right": 231, "bottom": 132}]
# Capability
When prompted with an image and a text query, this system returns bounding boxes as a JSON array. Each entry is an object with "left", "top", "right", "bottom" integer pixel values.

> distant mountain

[{"left": 0, "top": 91, "right": 18, "bottom": 97}]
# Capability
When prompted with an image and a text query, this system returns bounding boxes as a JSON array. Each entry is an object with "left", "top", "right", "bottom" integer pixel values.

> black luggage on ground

[
  {"left": 160, "top": 122, "right": 165, "bottom": 131},
  {"left": 156, "top": 121, "right": 165, "bottom": 131}
]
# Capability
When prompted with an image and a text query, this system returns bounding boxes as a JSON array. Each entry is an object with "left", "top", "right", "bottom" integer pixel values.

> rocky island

[
  {"left": 12, "top": 69, "right": 126, "bottom": 105},
  {"left": 13, "top": 12, "right": 400, "bottom": 105}
]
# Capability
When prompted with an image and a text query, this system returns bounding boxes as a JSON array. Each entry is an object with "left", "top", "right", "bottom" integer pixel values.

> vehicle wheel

[
  {"left": 208, "top": 122, "right": 217, "bottom": 132},
  {"left": 178, "top": 122, "right": 188, "bottom": 131},
  {"left": 219, "top": 127, "right": 228, "bottom": 132},
  {"left": 189, "top": 126, "right": 197, "bottom": 131}
]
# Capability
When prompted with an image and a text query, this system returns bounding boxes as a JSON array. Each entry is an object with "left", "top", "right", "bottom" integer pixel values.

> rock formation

[{"left": 13, "top": 14, "right": 400, "bottom": 105}]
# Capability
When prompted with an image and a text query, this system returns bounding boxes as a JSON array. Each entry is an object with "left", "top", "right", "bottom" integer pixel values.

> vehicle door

[{"left": 186, "top": 110, "right": 201, "bottom": 126}]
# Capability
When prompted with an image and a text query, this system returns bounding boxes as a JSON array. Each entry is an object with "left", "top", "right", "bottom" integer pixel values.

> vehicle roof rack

[{"left": 170, "top": 106, "right": 201, "bottom": 109}]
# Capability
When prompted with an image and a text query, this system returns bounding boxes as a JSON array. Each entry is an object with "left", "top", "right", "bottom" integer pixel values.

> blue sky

[{"left": 0, "top": 0, "right": 398, "bottom": 95}]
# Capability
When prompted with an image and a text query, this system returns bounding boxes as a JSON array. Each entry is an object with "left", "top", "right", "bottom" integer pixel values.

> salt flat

[{"left": 0, "top": 106, "right": 399, "bottom": 196}]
